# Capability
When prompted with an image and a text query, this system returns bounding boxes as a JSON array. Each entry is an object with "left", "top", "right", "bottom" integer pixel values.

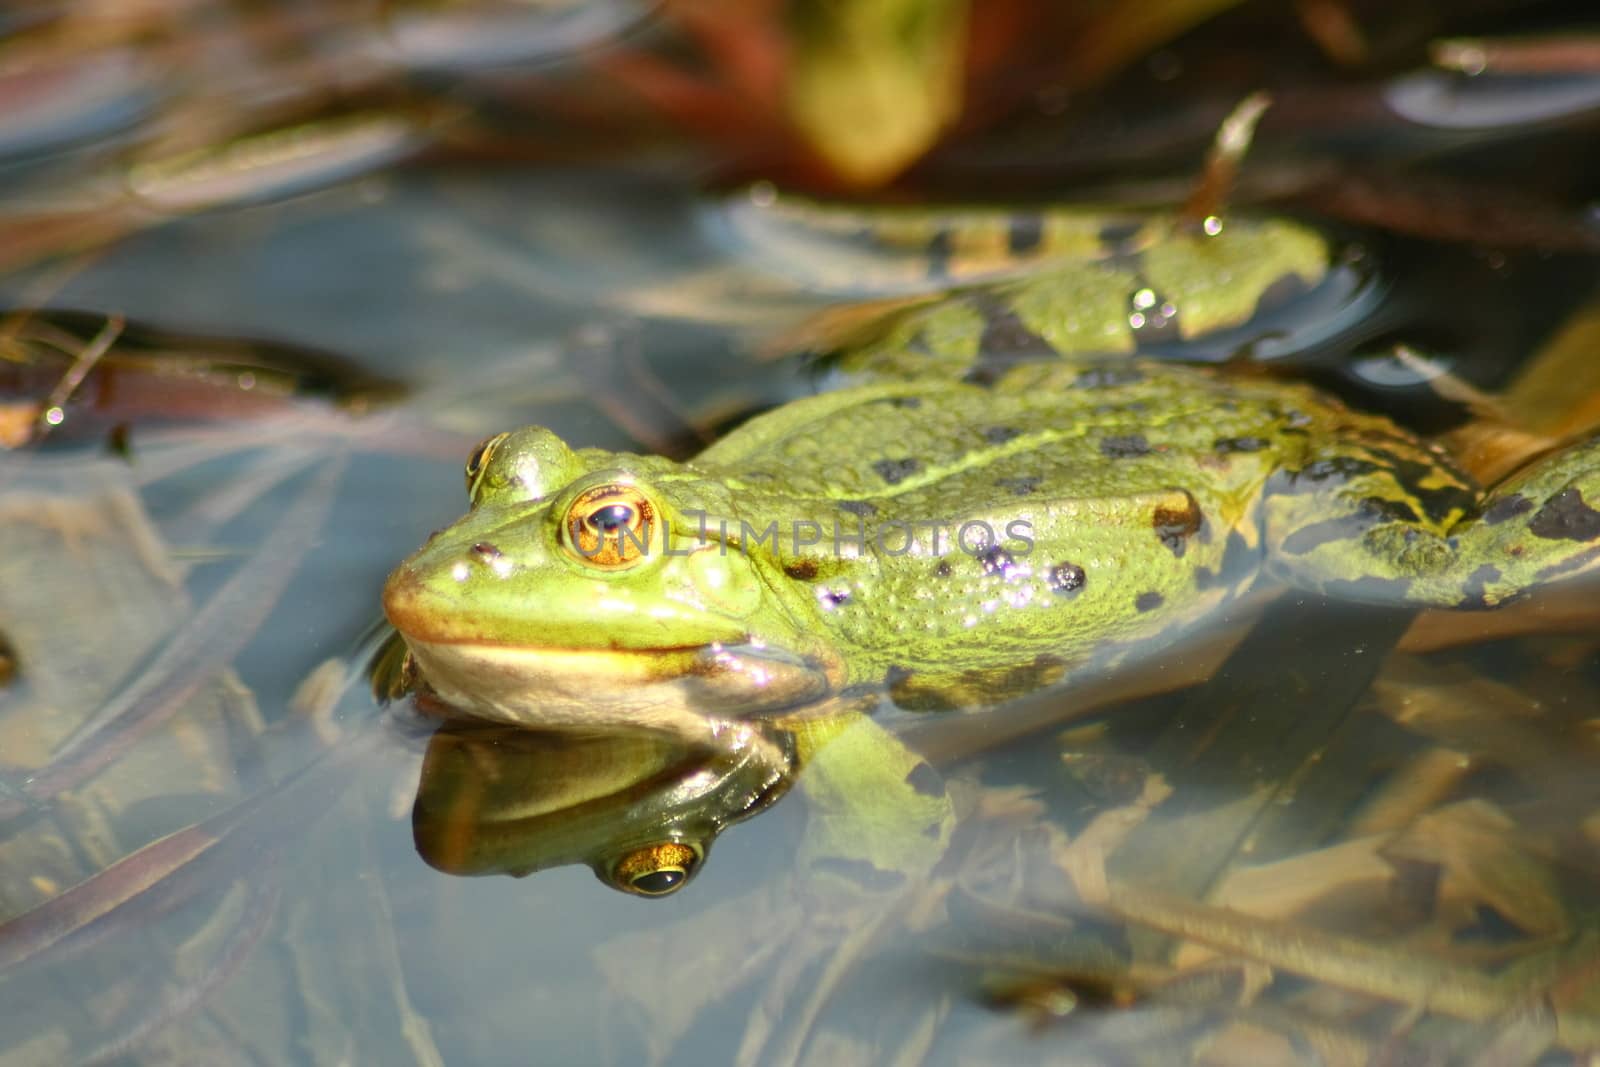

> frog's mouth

[
  {"left": 392, "top": 632, "right": 841, "bottom": 731},
  {"left": 382, "top": 556, "right": 843, "bottom": 728}
]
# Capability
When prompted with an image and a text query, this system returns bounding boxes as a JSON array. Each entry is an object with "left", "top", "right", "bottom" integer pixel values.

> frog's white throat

[{"left": 400, "top": 636, "right": 841, "bottom": 735}]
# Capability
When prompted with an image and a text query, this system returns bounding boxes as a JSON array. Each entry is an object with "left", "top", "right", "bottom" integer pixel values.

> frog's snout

[{"left": 381, "top": 561, "right": 430, "bottom": 640}]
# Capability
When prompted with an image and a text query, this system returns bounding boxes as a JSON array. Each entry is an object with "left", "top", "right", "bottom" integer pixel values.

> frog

[{"left": 382, "top": 207, "right": 1600, "bottom": 892}]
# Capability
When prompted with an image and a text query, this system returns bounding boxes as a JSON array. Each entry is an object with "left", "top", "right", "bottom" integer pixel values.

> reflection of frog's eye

[
  {"left": 562, "top": 484, "right": 655, "bottom": 570},
  {"left": 464, "top": 432, "right": 508, "bottom": 499},
  {"left": 609, "top": 841, "right": 701, "bottom": 898}
]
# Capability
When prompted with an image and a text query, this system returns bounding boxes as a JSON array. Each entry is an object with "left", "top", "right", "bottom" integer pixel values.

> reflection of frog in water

[
  {"left": 412, "top": 721, "right": 794, "bottom": 896},
  {"left": 383, "top": 205, "right": 1600, "bottom": 893}
]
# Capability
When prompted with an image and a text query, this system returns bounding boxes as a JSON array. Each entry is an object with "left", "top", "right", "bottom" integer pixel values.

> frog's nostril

[{"left": 471, "top": 542, "right": 502, "bottom": 561}]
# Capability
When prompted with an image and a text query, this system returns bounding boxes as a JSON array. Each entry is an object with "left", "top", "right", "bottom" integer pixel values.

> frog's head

[{"left": 383, "top": 427, "right": 842, "bottom": 729}]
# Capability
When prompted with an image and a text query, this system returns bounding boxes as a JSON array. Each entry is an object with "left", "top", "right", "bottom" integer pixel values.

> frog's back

[
  {"left": 703, "top": 360, "right": 1319, "bottom": 509},
  {"left": 692, "top": 362, "right": 1333, "bottom": 691}
]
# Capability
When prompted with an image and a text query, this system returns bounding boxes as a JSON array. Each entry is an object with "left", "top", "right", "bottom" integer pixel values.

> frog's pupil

[
  {"left": 631, "top": 868, "right": 684, "bottom": 895},
  {"left": 465, "top": 433, "right": 507, "bottom": 490},
  {"left": 587, "top": 503, "right": 635, "bottom": 532}
]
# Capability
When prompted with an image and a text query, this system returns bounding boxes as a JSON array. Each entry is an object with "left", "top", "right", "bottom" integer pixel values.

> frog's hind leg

[
  {"left": 1435, "top": 435, "right": 1600, "bottom": 604},
  {"left": 1264, "top": 433, "right": 1600, "bottom": 608}
]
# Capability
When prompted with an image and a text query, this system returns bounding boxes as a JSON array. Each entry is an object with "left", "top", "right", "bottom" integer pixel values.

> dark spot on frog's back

[
  {"left": 871, "top": 458, "right": 922, "bottom": 485},
  {"left": 1484, "top": 494, "right": 1533, "bottom": 525},
  {"left": 1100, "top": 434, "right": 1151, "bottom": 459},
  {"left": 1362, "top": 495, "right": 1421, "bottom": 524},
  {"left": 1270, "top": 455, "right": 1381, "bottom": 499},
  {"left": 977, "top": 545, "right": 1016, "bottom": 578},
  {"left": 982, "top": 425, "right": 1022, "bottom": 445},
  {"left": 1527, "top": 488, "right": 1600, "bottom": 542},
  {"left": 996, "top": 476, "right": 1041, "bottom": 497},
  {"left": 1152, "top": 491, "right": 1203, "bottom": 558},
  {"left": 934, "top": 559, "right": 953, "bottom": 578},
  {"left": 783, "top": 559, "right": 819, "bottom": 581},
  {"left": 1135, "top": 591, "right": 1164, "bottom": 613},
  {"left": 1294, "top": 456, "right": 1382, "bottom": 484},
  {"left": 890, "top": 656, "right": 1068, "bottom": 712},
  {"left": 972, "top": 293, "right": 1051, "bottom": 357},
  {"left": 885, "top": 664, "right": 949, "bottom": 712},
  {"left": 838, "top": 499, "right": 878, "bottom": 518},
  {"left": 888, "top": 395, "right": 922, "bottom": 409},
  {"left": 925, "top": 228, "right": 952, "bottom": 279},
  {"left": 1098, "top": 219, "right": 1144, "bottom": 250},
  {"left": 1075, "top": 366, "right": 1143, "bottom": 390},
  {"left": 1369, "top": 447, "right": 1476, "bottom": 525},
  {"left": 1007, "top": 215, "right": 1044, "bottom": 255},
  {"left": 1049, "top": 562, "right": 1086, "bottom": 596},
  {"left": 1214, "top": 436, "right": 1271, "bottom": 454}
]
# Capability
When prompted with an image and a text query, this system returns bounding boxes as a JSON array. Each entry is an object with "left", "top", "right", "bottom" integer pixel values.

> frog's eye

[
  {"left": 561, "top": 484, "right": 656, "bottom": 570},
  {"left": 608, "top": 841, "right": 701, "bottom": 897},
  {"left": 464, "top": 432, "right": 509, "bottom": 499}
]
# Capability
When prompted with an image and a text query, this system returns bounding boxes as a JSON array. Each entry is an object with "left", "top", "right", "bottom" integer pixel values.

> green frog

[{"left": 383, "top": 207, "right": 1600, "bottom": 890}]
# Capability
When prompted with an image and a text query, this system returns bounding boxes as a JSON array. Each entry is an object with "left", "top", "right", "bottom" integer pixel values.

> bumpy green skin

[{"left": 385, "top": 216, "right": 1600, "bottom": 722}]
